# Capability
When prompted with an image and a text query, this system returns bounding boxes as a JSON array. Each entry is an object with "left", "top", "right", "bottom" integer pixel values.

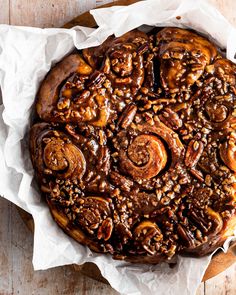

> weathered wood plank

[
  {"left": 8, "top": 0, "right": 115, "bottom": 28},
  {"left": 0, "top": 0, "right": 9, "bottom": 24},
  {"left": 205, "top": 263, "right": 236, "bottom": 295},
  {"left": 0, "top": 202, "right": 116, "bottom": 295},
  {"left": 196, "top": 283, "right": 205, "bottom": 295},
  {"left": 9, "top": 0, "right": 88, "bottom": 28},
  {"left": 0, "top": 2, "right": 10, "bottom": 292},
  {"left": 0, "top": 199, "right": 12, "bottom": 295}
]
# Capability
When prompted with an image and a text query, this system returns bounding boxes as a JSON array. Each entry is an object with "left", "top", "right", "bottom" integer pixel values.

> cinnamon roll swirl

[{"left": 30, "top": 28, "right": 236, "bottom": 264}]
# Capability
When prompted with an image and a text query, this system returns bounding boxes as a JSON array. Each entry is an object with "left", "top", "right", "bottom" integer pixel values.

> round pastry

[{"left": 30, "top": 27, "right": 236, "bottom": 264}]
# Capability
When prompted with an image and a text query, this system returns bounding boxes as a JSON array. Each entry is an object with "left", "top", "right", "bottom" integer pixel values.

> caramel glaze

[{"left": 30, "top": 27, "right": 236, "bottom": 264}]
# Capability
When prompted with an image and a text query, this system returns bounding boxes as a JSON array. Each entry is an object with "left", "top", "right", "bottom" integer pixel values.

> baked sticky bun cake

[{"left": 30, "top": 27, "right": 236, "bottom": 264}]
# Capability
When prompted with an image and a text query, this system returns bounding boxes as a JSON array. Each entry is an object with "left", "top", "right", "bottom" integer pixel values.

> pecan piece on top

[
  {"left": 185, "top": 139, "right": 204, "bottom": 168},
  {"left": 134, "top": 221, "right": 163, "bottom": 255},
  {"left": 220, "top": 132, "right": 236, "bottom": 172},
  {"left": 177, "top": 224, "right": 195, "bottom": 248},
  {"left": 159, "top": 107, "right": 183, "bottom": 130},
  {"left": 118, "top": 103, "right": 137, "bottom": 129},
  {"left": 110, "top": 171, "right": 134, "bottom": 192},
  {"left": 97, "top": 217, "right": 114, "bottom": 241}
]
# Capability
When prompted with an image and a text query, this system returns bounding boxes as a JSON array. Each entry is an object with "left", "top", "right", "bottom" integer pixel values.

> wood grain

[
  {"left": 9, "top": 0, "right": 90, "bottom": 28},
  {"left": 0, "top": 198, "right": 118, "bottom": 295},
  {"left": 0, "top": 0, "right": 9, "bottom": 24},
  {"left": 202, "top": 246, "right": 236, "bottom": 282},
  {"left": 205, "top": 263, "right": 236, "bottom": 295},
  {"left": 0, "top": 199, "right": 12, "bottom": 295},
  {"left": 0, "top": 0, "right": 236, "bottom": 294},
  {"left": 63, "top": 0, "right": 139, "bottom": 28}
]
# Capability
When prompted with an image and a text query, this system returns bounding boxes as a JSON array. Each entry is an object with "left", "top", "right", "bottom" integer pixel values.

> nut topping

[
  {"left": 118, "top": 103, "right": 137, "bottom": 129},
  {"left": 185, "top": 139, "right": 204, "bottom": 168},
  {"left": 30, "top": 27, "right": 236, "bottom": 264},
  {"left": 177, "top": 224, "right": 195, "bottom": 248},
  {"left": 159, "top": 108, "right": 183, "bottom": 130},
  {"left": 134, "top": 221, "right": 163, "bottom": 255},
  {"left": 97, "top": 217, "right": 113, "bottom": 241},
  {"left": 220, "top": 132, "right": 236, "bottom": 172}
]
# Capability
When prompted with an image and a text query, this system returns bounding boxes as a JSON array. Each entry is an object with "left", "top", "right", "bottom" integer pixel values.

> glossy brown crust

[
  {"left": 82, "top": 30, "right": 149, "bottom": 69},
  {"left": 30, "top": 123, "right": 87, "bottom": 180},
  {"left": 30, "top": 28, "right": 236, "bottom": 264},
  {"left": 37, "top": 54, "right": 93, "bottom": 122},
  {"left": 157, "top": 27, "right": 218, "bottom": 92},
  {"left": 47, "top": 199, "right": 103, "bottom": 252}
]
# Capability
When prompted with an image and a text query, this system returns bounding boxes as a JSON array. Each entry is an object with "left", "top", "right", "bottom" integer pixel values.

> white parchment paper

[{"left": 0, "top": 0, "right": 236, "bottom": 294}]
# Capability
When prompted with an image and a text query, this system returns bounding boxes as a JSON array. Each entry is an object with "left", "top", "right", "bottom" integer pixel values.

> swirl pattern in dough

[{"left": 30, "top": 27, "right": 236, "bottom": 263}]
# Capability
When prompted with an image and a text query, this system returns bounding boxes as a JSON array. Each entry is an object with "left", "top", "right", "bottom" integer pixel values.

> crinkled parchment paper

[{"left": 0, "top": 0, "right": 236, "bottom": 294}]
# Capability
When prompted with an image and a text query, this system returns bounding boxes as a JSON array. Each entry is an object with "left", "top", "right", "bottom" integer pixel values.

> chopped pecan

[
  {"left": 131, "top": 192, "right": 159, "bottom": 215},
  {"left": 188, "top": 209, "right": 209, "bottom": 233},
  {"left": 97, "top": 217, "right": 113, "bottom": 241},
  {"left": 134, "top": 221, "right": 163, "bottom": 255},
  {"left": 190, "top": 168, "right": 204, "bottom": 182},
  {"left": 137, "top": 43, "right": 149, "bottom": 55},
  {"left": 110, "top": 171, "right": 133, "bottom": 192},
  {"left": 115, "top": 223, "right": 132, "bottom": 244},
  {"left": 220, "top": 133, "right": 236, "bottom": 172},
  {"left": 97, "top": 146, "right": 110, "bottom": 175},
  {"left": 118, "top": 104, "right": 137, "bottom": 129},
  {"left": 205, "top": 102, "right": 228, "bottom": 123},
  {"left": 177, "top": 224, "right": 195, "bottom": 248},
  {"left": 87, "top": 71, "right": 106, "bottom": 89},
  {"left": 159, "top": 108, "right": 182, "bottom": 130},
  {"left": 185, "top": 139, "right": 204, "bottom": 168}
]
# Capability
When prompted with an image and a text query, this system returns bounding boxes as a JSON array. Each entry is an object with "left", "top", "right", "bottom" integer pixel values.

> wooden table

[{"left": 0, "top": 1, "right": 236, "bottom": 294}]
